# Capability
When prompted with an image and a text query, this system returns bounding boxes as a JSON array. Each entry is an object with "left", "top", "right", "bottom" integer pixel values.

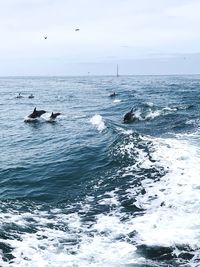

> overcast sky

[{"left": 1, "top": 0, "right": 200, "bottom": 75}]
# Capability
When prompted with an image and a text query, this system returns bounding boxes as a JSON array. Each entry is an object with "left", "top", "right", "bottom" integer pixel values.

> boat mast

[{"left": 117, "top": 64, "right": 119, "bottom": 77}]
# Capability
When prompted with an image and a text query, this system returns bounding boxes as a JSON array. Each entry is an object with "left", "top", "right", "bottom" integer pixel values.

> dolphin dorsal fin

[
  {"left": 130, "top": 108, "right": 133, "bottom": 113},
  {"left": 34, "top": 107, "right": 36, "bottom": 112}
]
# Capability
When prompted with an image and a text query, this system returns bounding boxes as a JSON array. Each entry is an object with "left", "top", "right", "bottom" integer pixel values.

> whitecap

[
  {"left": 145, "top": 109, "right": 161, "bottom": 119},
  {"left": 129, "top": 135, "right": 200, "bottom": 250},
  {"left": 145, "top": 102, "right": 154, "bottom": 107},
  {"left": 90, "top": 114, "right": 106, "bottom": 132}
]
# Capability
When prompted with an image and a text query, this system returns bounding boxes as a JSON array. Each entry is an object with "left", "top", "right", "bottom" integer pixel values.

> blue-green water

[{"left": 1, "top": 76, "right": 200, "bottom": 266}]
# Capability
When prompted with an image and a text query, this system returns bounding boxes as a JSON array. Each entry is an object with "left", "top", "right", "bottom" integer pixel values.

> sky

[{"left": 1, "top": 0, "right": 200, "bottom": 75}]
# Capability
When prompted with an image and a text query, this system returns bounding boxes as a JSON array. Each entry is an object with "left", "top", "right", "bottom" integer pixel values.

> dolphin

[
  {"left": 16, "top": 92, "right": 23, "bottom": 99},
  {"left": 49, "top": 112, "right": 61, "bottom": 120},
  {"left": 28, "top": 107, "right": 46, "bottom": 119},
  {"left": 28, "top": 94, "right": 34, "bottom": 99},
  {"left": 123, "top": 108, "right": 135, "bottom": 123},
  {"left": 109, "top": 92, "right": 117, "bottom": 97}
]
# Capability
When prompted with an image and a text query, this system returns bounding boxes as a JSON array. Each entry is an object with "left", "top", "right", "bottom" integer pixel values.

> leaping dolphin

[
  {"left": 28, "top": 107, "right": 46, "bottom": 119},
  {"left": 49, "top": 112, "right": 61, "bottom": 120},
  {"left": 123, "top": 108, "right": 135, "bottom": 123}
]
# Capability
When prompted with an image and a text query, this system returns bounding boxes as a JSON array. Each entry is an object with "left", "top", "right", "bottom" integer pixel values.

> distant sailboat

[{"left": 117, "top": 64, "right": 119, "bottom": 77}]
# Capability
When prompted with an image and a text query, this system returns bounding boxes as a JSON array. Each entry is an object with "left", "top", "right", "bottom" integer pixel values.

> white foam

[
  {"left": 145, "top": 109, "right": 162, "bottom": 119},
  {"left": 116, "top": 127, "right": 133, "bottom": 135},
  {"left": 128, "top": 135, "right": 200, "bottom": 249},
  {"left": 24, "top": 116, "right": 39, "bottom": 123},
  {"left": 110, "top": 130, "right": 200, "bottom": 261},
  {"left": 113, "top": 99, "right": 121, "bottom": 103},
  {"left": 90, "top": 114, "right": 106, "bottom": 132},
  {"left": 145, "top": 102, "right": 154, "bottom": 107},
  {"left": 163, "top": 106, "right": 177, "bottom": 112},
  {"left": 1, "top": 132, "right": 200, "bottom": 266},
  {"left": 135, "top": 106, "right": 178, "bottom": 121},
  {"left": 144, "top": 106, "right": 176, "bottom": 120},
  {"left": 24, "top": 114, "right": 48, "bottom": 122},
  {"left": 0, "top": 207, "right": 139, "bottom": 267}
]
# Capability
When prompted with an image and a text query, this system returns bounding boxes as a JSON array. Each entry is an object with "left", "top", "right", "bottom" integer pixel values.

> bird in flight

[{"left": 44, "top": 36, "right": 47, "bottom": 39}]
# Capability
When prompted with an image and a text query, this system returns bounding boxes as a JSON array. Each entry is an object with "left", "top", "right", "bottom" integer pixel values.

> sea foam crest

[
  {"left": 0, "top": 205, "right": 138, "bottom": 267},
  {"left": 130, "top": 135, "right": 200, "bottom": 251},
  {"left": 134, "top": 105, "right": 178, "bottom": 121},
  {"left": 90, "top": 114, "right": 106, "bottom": 132},
  {"left": 112, "top": 129, "right": 200, "bottom": 262},
  {"left": 113, "top": 99, "right": 121, "bottom": 103},
  {"left": 1, "top": 135, "right": 200, "bottom": 266}
]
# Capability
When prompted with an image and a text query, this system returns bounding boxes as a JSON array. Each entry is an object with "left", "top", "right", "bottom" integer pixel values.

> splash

[
  {"left": 90, "top": 114, "right": 106, "bottom": 132},
  {"left": 113, "top": 99, "right": 121, "bottom": 103}
]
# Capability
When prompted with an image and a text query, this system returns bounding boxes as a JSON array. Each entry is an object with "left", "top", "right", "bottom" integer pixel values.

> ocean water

[{"left": 0, "top": 75, "right": 200, "bottom": 266}]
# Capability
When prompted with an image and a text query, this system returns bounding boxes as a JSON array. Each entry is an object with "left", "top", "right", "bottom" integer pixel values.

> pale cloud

[{"left": 0, "top": 0, "right": 200, "bottom": 75}]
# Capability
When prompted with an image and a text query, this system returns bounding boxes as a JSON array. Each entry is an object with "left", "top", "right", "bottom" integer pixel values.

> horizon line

[{"left": 0, "top": 73, "right": 200, "bottom": 78}]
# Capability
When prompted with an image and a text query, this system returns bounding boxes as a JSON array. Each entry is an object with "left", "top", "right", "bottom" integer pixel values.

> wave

[
  {"left": 0, "top": 132, "right": 200, "bottom": 267},
  {"left": 123, "top": 134, "right": 200, "bottom": 264},
  {"left": 1, "top": 75, "right": 200, "bottom": 266},
  {"left": 90, "top": 114, "right": 106, "bottom": 132},
  {"left": 133, "top": 105, "right": 178, "bottom": 121},
  {"left": 131, "top": 103, "right": 193, "bottom": 122},
  {"left": 1, "top": 132, "right": 200, "bottom": 266}
]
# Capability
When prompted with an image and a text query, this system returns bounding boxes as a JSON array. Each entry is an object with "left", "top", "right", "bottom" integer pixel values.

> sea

[{"left": 0, "top": 75, "right": 200, "bottom": 267}]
